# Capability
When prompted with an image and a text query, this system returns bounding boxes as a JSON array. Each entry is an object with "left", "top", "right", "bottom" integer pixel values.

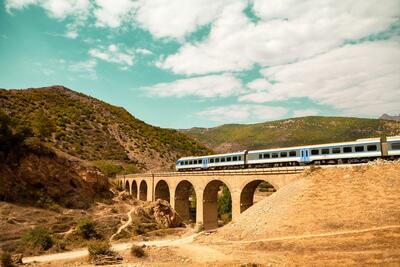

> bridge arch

[
  {"left": 202, "top": 179, "right": 233, "bottom": 230},
  {"left": 155, "top": 180, "right": 170, "bottom": 202},
  {"left": 174, "top": 180, "right": 197, "bottom": 223},
  {"left": 130, "top": 180, "right": 138, "bottom": 199},
  {"left": 240, "top": 179, "right": 276, "bottom": 213},
  {"left": 139, "top": 180, "right": 148, "bottom": 201},
  {"left": 125, "top": 180, "right": 130, "bottom": 194}
]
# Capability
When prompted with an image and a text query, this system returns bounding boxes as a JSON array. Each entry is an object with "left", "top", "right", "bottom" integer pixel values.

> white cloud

[
  {"left": 197, "top": 104, "right": 288, "bottom": 124},
  {"left": 93, "top": 0, "right": 136, "bottom": 28},
  {"left": 133, "top": 0, "right": 231, "bottom": 39},
  {"left": 239, "top": 41, "right": 400, "bottom": 117},
  {"left": 6, "top": 0, "right": 90, "bottom": 19},
  {"left": 68, "top": 59, "right": 97, "bottom": 80},
  {"left": 136, "top": 48, "right": 152, "bottom": 55},
  {"left": 89, "top": 44, "right": 135, "bottom": 66},
  {"left": 160, "top": 0, "right": 400, "bottom": 75},
  {"left": 293, "top": 109, "right": 320, "bottom": 118},
  {"left": 143, "top": 74, "right": 244, "bottom": 98}
]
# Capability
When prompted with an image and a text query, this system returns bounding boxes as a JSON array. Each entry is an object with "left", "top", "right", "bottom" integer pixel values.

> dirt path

[
  {"left": 109, "top": 205, "right": 136, "bottom": 242},
  {"left": 22, "top": 232, "right": 201, "bottom": 264}
]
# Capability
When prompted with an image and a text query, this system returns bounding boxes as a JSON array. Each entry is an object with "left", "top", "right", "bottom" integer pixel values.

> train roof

[{"left": 177, "top": 150, "right": 245, "bottom": 161}]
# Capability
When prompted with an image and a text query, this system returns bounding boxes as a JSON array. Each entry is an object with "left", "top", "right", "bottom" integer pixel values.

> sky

[{"left": 0, "top": 0, "right": 399, "bottom": 129}]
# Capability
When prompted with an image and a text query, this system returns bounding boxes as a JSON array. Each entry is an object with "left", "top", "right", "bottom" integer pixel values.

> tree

[
  {"left": 218, "top": 185, "right": 232, "bottom": 218},
  {"left": 32, "top": 109, "right": 55, "bottom": 140}
]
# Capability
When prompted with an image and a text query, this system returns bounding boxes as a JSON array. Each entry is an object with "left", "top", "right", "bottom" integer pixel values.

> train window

[
  {"left": 280, "top": 152, "right": 287, "bottom": 157},
  {"left": 321, "top": 148, "right": 330, "bottom": 154},
  {"left": 210, "top": 158, "right": 214, "bottom": 163},
  {"left": 233, "top": 156, "right": 238, "bottom": 161},
  {"left": 215, "top": 158, "right": 220, "bottom": 163},
  {"left": 332, "top": 148, "right": 341, "bottom": 154},
  {"left": 221, "top": 158, "right": 226, "bottom": 162},
  {"left": 289, "top": 151, "right": 297, "bottom": 157},
  {"left": 367, "top": 145, "right": 377, "bottom": 151},
  {"left": 259, "top": 154, "right": 262, "bottom": 159},
  {"left": 189, "top": 160, "right": 193, "bottom": 164},
  {"left": 227, "top": 157, "right": 231, "bottom": 162},
  {"left": 392, "top": 142, "right": 400, "bottom": 150},
  {"left": 311, "top": 149, "right": 319, "bottom": 155},
  {"left": 355, "top": 146, "right": 364, "bottom": 152},
  {"left": 263, "top": 153, "right": 270, "bottom": 158},
  {"left": 198, "top": 159, "right": 202, "bottom": 164},
  {"left": 193, "top": 160, "right": 197, "bottom": 164},
  {"left": 343, "top": 147, "right": 352, "bottom": 153},
  {"left": 238, "top": 156, "right": 241, "bottom": 160},
  {"left": 272, "top": 153, "right": 278, "bottom": 158}
]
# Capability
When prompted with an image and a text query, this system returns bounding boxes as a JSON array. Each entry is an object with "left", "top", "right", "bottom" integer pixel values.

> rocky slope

[
  {"left": 0, "top": 86, "right": 212, "bottom": 172},
  {"left": 182, "top": 116, "right": 400, "bottom": 153}
]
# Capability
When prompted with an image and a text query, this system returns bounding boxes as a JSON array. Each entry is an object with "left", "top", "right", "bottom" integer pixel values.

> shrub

[
  {"left": 22, "top": 226, "right": 53, "bottom": 250},
  {"left": 0, "top": 251, "right": 14, "bottom": 267},
  {"left": 218, "top": 185, "right": 232, "bottom": 219},
  {"left": 130, "top": 245, "right": 145, "bottom": 258},
  {"left": 76, "top": 218, "right": 97, "bottom": 239},
  {"left": 87, "top": 240, "right": 112, "bottom": 258}
]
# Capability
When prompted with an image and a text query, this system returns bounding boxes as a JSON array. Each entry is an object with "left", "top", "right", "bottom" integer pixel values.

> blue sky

[{"left": 0, "top": 0, "right": 399, "bottom": 129}]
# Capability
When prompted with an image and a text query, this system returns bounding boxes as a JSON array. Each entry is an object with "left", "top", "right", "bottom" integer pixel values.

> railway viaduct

[{"left": 117, "top": 167, "right": 304, "bottom": 230}]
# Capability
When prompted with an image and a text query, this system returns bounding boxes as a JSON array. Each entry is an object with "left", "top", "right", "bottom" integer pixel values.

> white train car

[
  {"left": 176, "top": 151, "right": 246, "bottom": 171},
  {"left": 387, "top": 136, "right": 400, "bottom": 156}
]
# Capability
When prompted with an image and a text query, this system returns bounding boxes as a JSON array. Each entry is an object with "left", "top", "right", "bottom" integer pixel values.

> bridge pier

[{"left": 118, "top": 168, "right": 302, "bottom": 230}]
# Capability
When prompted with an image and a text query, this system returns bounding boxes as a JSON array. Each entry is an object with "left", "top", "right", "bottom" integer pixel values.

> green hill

[
  {"left": 182, "top": 116, "right": 400, "bottom": 153},
  {"left": 0, "top": 86, "right": 212, "bottom": 172}
]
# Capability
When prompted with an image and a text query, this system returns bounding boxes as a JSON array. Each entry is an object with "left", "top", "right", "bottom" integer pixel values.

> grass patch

[{"left": 130, "top": 245, "right": 145, "bottom": 258}]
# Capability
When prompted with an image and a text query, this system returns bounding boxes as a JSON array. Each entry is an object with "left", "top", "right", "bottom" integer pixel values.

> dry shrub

[
  {"left": 87, "top": 240, "right": 112, "bottom": 258},
  {"left": 130, "top": 245, "right": 145, "bottom": 258},
  {"left": 0, "top": 251, "right": 14, "bottom": 267}
]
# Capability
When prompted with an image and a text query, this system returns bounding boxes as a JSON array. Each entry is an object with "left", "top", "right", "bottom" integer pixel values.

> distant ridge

[
  {"left": 380, "top": 113, "right": 400, "bottom": 122},
  {"left": 182, "top": 116, "right": 400, "bottom": 153}
]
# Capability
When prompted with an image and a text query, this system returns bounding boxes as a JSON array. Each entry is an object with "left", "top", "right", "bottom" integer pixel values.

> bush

[
  {"left": 22, "top": 226, "right": 53, "bottom": 250},
  {"left": 130, "top": 245, "right": 145, "bottom": 258},
  {"left": 87, "top": 240, "right": 112, "bottom": 258},
  {"left": 76, "top": 218, "right": 97, "bottom": 239},
  {"left": 0, "top": 251, "right": 14, "bottom": 267},
  {"left": 218, "top": 185, "right": 232, "bottom": 219}
]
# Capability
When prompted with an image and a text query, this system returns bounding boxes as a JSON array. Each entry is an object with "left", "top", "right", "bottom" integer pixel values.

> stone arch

[
  {"left": 125, "top": 180, "right": 130, "bottom": 194},
  {"left": 139, "top": 180, "right": 148, "bottom": 201},
  {"left": 130, "top": 180, "right": 138, "bottom": 199},
  {"left": 240, "top": 179, "right": 276, "bottom": 213},
  {"left": 174, "top": 180, "right": 197, "bottom": 223},
  {"left": 155, "top": 180, "right": 170, "bottom": 202},
  {"left": 202, "top": 179, "right": 232, "bottom": 230}
]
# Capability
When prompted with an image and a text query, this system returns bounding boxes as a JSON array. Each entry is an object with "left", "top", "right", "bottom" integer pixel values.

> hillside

[
  {"left": 182, "top": 116, "right": 400, "bottom": 153},
  {"left": 380, "top": 113, "right": 400, "bottom": 121},
  {"left": 0, "top": 86, "right": 212, "bottom": 172}
]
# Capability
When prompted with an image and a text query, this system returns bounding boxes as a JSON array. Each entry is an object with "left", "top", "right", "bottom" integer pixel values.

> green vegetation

[
  {"left": 87, "top": 240, "right": 112, "bottom": 258},
  {"left": 130, "top": 245, "right": 145, "bottom": 258},
  {"left": 183, "top": 116, "right": 400, "bottom": 153},
  {"left": 218, "top": 185, "right": 232, "bottom": 223},
  {"left": 0, "top": 86, "right": 212, "bottom": 172},
  {"left": 76, "top": 218, "right": 98, "bottom": 239},
  {"left": 0, "top": 251, "right": 14, "bottom": 267},
  {"left": 22, "top": 226, "right": 53, "bottom": 250}
]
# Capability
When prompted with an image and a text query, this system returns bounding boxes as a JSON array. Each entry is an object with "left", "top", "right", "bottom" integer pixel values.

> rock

[
  {"left": 90, "top": 253, "right": 123, "bottom": 265},
  {"left": 11, "top": 253, "right": 23, "bottom": 264}
]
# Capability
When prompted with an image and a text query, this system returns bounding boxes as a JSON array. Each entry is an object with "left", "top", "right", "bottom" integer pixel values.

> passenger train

[{"left": 176, "top": 136, "right": 400, "bottom": 171}]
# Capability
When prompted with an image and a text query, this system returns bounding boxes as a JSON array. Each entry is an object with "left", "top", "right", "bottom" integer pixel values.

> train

[{"left": 175, "top": 136, "right": 400, "bottom": 171}]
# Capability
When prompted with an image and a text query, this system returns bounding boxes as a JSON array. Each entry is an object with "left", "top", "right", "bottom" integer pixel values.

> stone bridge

[{"left": 117, "top": 166, "right": 304, "bottom": 230}]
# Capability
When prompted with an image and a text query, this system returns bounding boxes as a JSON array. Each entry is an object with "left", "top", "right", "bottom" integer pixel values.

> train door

[
  {"left": 202, "top": 158, "right": 208, "bottom": 169},
  {"left": 300, "top": 148, "right": 310, "bottom": 163}
]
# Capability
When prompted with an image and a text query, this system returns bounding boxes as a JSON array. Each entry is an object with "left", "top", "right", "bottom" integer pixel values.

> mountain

[
  {"left": 380, "top": 113, "right": 400, "bottom": 122},
  {"left": 0, "top": 86, "right": 212, "bottom": 172},
  {"left": 182, "top": 116, "right": 400, "bottom": 153}
]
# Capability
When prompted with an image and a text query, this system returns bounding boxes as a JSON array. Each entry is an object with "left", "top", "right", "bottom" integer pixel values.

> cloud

[
  {"left": 89, "top": 44, "right": 135, "bottom": 66},
  {"left": 143, "top": 74, "right": 244, "bottom": 98},
  {"left": 239, "top": 41, "right": 400, "bottom": 117},
  {"left": 68, "top": 59, "right": 97, "bottom": 80},
  {"left": 293, "top": 109, "right": 320, "bottom": 118},
  {"left": 159, "top": 1, "right": 400, "bottom": 75},
  {"left": 6, "top": 0, "right": 90, "bottom": 19},
  {"left": 136, "top": 48, "right": 152, "bottom": 55},
  {"left": 197, "top": 104, "right": 288, "bottom": 124},
  {"left": 93, "top": 0, "right": 136, "bottom": 28}
]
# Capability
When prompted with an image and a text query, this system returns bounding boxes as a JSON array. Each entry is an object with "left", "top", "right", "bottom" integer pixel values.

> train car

[
  {"left": 176, "top": 151, "right": 246, "bottom": 171},
  {"left": 387, "top": 136, "right": 400, "bottom": 157}
]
